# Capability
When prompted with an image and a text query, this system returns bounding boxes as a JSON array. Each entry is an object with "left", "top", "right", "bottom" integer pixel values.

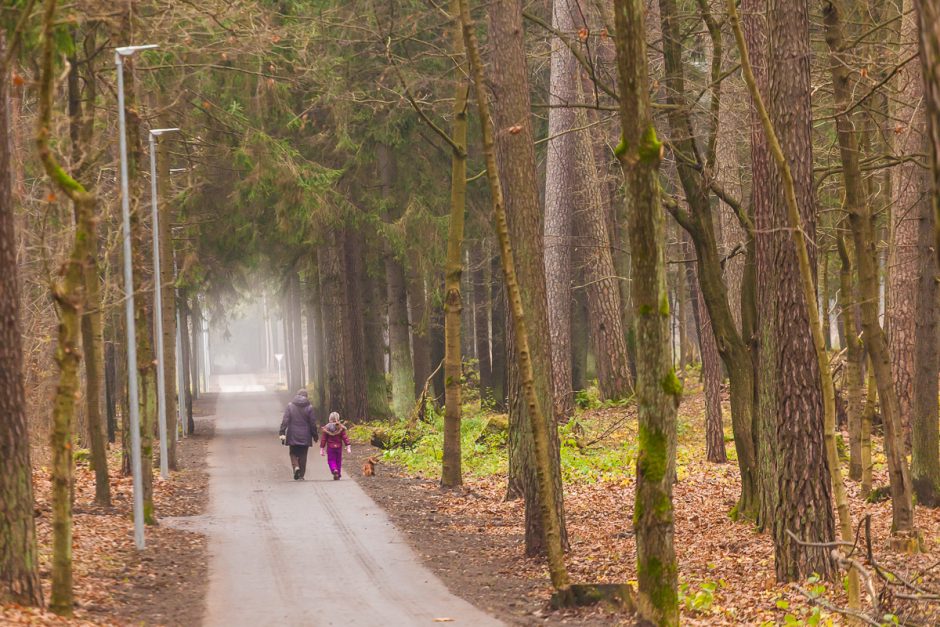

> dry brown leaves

[
  {"left": 1, "top": 417, "right": 211, "bottom": 626},
  {"left": 381, "top": 387, "right": 940, "bottom": 625}
]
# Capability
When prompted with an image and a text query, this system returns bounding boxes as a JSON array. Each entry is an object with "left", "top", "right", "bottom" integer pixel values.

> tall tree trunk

[
  {"left": 573, "top": 78, "right": 633, "bottom": 401},
  {"left": 362, "top": 259, "right": 391, "bottom": 419},
  {"left": 741, "top": 0, "right": 777, "bottom": 531},
  {"left": 476, "top": 0, "right": 567, "bottom": 558},
  {"left": 190, "top": 295, "right": 202, "bottom": 399},
  {"left": 319, "top": 233, "right": 350, "bottom": 417},
  {"left": 68, "top": 27, "right": 110, "bottom": 503},
  {"left": 407, "top": 264, "right": 432, "bottom": 399},
  {"left": 543, "top": 0, "right": 577, "bottom": 420},
  {"left": 291, "top": 270, "right": 305, "bottom": 390},
  {"left": 570, "top": 290, "right": 589, "bottom": 393},
  {"left": 916, "top": 1, "right": 940, "bottom": 260},
  {"left": 659, "top": 0, "right": 759, "bottom": 520},
  {"left": 442, "top": 15, "right": 468, "bottom": 487},
  {"left": 913, "top": 0, "right": 940, "bottom": 504},
  {"left": 490, "top": 254, "right": 507, "bottom": 410},
  {"left": 179, "top": 297, "right": 195, "bottom": 434},
  {"left": 825, "top": 0, "right": 916, "bottom": 541},
  {"left": 378, "top": 145, "right": 415, "bottom": 420},
  {"left": 729, "top": 0, "right": 838, "bottom": 580},
  {"left": 430, "top": 279, "right": 447, "bottom": 404},
  {"left": 38, "top": 0, "right": 99, "bottom": 608},
  {"left": 912, "top": 165, "right": 940, "bottom": 505},
  {"left": 887, "top": 0, "right": 927, "bottom": 447},
  {"left": 342, "top": 229, "right": 369, "bottom": 421},
  {"left": 838, "top": 234, "right": 865, "bottom": 483},
  {"left": 308, "top": 270, "right": 329, "bottom": 417},
  {"left": 0, "top": 29, "right": 42, "bottom": 608},
  {"left": 692, "top": 266, "right": 727, "bottom": 463},
  {"left": 459, "top": 0, "right": 569, "bottom": 588},
  {"left": 614, "top": 0, "right": 680, "bottom": 621},
  {"left": 473, "top": 241, "right": 493, "bottom": 398}
]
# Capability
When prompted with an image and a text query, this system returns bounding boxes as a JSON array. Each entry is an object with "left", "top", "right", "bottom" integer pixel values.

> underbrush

[{"left": 350, "top": 384, "right": 654, "bottom": 484}]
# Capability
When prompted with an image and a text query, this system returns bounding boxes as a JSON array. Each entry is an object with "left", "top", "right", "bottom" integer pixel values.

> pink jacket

[{"left": 319, "top": 423, "right": 350, "bottom": 450}]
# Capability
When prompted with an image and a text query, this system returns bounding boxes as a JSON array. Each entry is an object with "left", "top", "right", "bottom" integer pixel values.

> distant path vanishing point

[{"left": 199, "top": 373, "right": 503, "bottom": 626}]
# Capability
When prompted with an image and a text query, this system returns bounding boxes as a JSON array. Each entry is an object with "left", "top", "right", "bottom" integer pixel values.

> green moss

[
  {"left": 143, "top": 501, "right": 156, "bottom": 526},
  {"left": 638, "top": 424, "right": 668, "bottom": 483},
  {"left": 660, "top": 369, "right": 683, "bottom": 397},
  {"left": 639, "top": 304, "right": 653, "bottom": 316},
  {"left": 638, "top": 125, "right": 664, "bottom": 164},
  {"left": 659, "top": 291, "right": 670, "bottom": 316},
  {"left": 638, "top": 556, "right": 678, "bottom": 615},
  {"left": 614, "top": 136, "right": 627, "bottom": 158}
]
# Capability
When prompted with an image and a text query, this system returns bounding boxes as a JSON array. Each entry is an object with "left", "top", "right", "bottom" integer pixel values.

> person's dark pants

[{"left": 289, "top": 445, "right": 309, "bottom": 478}]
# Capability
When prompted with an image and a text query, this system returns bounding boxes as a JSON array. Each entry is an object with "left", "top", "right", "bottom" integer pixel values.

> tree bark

[
  {"left": 729, "top": 0, "right": 838, "bottom": 580},
  {"left": 68, "top": 27, "right": 111, "bottom": 502},
  {"left": 179, "top": 296, "right": 195, "bottom": 434},
  {"left": 543, "top": 0, "right": 578, "bottom": 420},
  {"left": 319, "top": 233, "right": 350, "bottom": 417},
  {"left": 614, "top": 0, "right": 680, "bottom": 621},
  {"left": 913, "top": 0, "right": 940, "bottom": 504},
  {"left": 659, "top": 0, "right": 759, "bottom": 520},
  {"left": 692, "top": 265, "right": 727, "bottom": 464},
  {"left": 479, "top": 0, "right": 567, "bottom": 558},
  {"left": 490, "top": 253, "right": 507, "bottom": 410},
  {"left": 887, "top": 0, "right": 927, "bottom": 448},
  {"left": 473, "top": 241, "right": 493, "bottom": 398},
  {"left": 825, "top": 0, "right": 916, "bottom": 541},
  {"left": 408, "top": 265, "right": 432, "bottom": 400},
  {"left": 741, "top": 0, "right": 777, "bottom": 531},
  {"left": 442, "top": 14, "right": 468, "bottom": 487},
  {"left": 342, "top": 229, "right": 369, "bottom": 421},
  {"left": 362, "top": 257, "right": 391, "bottom": 420},
  {"left": 38, "top": 0, "right": 100, "bottom": 608},
  {"left": 837, "top": 234, "right": 866, "bottom": 483},
  {"left": 459, "top": 0, "right": 569, "bottom": 588},
  {"left": 0, "top": 28, "right": 42, "bottom": 608},
  {"left": 573, "top": 77, "right": 633, "bottom": 401}
]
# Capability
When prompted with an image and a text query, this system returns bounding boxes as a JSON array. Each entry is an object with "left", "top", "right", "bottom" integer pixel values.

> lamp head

[
  {"left": 116, "top": 44, "right": 159, "bottom": 57},
  {"left": 150, "top": 128, "right": 180, "bottom": 137}
]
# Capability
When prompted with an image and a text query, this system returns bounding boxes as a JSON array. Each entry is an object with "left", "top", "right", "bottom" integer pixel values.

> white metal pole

[
  {"left": 149, "top": 133, "right": 169, "bottom": 480},
  {"left": 148, "top": 129, "right": 178, "bottom": 480},
  {"left": 116, "top": 49, "right": 145, "bottom": 550},
  {"left": 175, "top": 311, "right": 185, "bottom": 438}
]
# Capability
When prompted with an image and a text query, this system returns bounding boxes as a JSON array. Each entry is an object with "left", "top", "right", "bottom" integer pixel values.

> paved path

[{"left": 199, "top": 374, "right": 502, "bottom": 627}]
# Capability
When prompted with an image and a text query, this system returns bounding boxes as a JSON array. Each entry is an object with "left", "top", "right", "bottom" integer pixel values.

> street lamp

[
  {"left": 168, "top": 167, "right": 188, "bottom": 439},
  {"left": 275, "top": 353, "right": 284, "bottom": 387},
  {"left": 149, "top": 127, "right": 180, "bottom": 480},
  {"left": 115, "top": 43, "right": 158, "bottom": 551}
]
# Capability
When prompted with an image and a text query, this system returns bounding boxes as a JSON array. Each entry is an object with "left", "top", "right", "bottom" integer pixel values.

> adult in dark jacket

[{"left": 279, "top": 389, "right": 319, "bottom": 480}]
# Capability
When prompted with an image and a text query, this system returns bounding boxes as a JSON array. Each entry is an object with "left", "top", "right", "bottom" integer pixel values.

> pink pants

[{"left": 326, "top": 447, "right": 343, "bottom": 476}]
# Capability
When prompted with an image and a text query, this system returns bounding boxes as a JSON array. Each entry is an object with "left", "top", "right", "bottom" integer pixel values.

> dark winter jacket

[{"left": 279, "top": 395, "right": 319, "bottom": 446}]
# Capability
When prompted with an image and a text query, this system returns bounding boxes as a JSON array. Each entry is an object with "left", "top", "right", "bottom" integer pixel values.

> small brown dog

[{"left": 362, "top": 456, "right": 378, "bottom": 477}]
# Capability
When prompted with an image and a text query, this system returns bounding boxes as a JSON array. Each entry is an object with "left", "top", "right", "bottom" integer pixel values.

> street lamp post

[
  {"left": 115, "top": 43, "right": 158, "bottom": 550},
  {"left": 275, "top": 353, "right": 284, "bottom": 387},
  {"left": 148, "top": 127, "right": 179, "bottom": 480}
]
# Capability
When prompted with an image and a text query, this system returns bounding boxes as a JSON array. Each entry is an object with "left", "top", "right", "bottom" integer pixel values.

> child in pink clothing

[{"left": 320, "top": 412, "right": 351, "bottom": 480}]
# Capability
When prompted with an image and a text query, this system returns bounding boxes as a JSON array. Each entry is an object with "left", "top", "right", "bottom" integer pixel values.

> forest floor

[
  {"left": 0, "top": 394, "right": 216, "bottom": 626},
  {"left": 350, "top": 383, "right": 940, "bottom": 626}
]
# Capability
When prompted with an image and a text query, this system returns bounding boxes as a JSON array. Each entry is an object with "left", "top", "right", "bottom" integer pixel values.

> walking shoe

[
  {"left": 294, "top": 467, "right": 301, "bottom": 481},
  {"left": 332, "top": 470, "right": 340, "bottom": 480}
]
